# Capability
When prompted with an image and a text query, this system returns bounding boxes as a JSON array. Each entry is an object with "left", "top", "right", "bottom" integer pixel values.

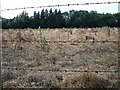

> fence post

[{"left": 118, "top": 2, "right": 120, "bottom": 13}]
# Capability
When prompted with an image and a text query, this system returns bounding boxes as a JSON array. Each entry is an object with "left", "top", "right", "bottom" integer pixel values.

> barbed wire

[
  {"left": 2, "top": 40, "right": 119, "bottom": 44},
  {"left": 1, "top": 2, "right": 120, "bottom": 11},
  {"left": 2, "top": 67, "right": 117, "bottom": 73}
]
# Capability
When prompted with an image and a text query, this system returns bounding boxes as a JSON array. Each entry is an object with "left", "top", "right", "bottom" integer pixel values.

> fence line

[
  {"left": 2, "top": 67, "right": 118, "bottom": 73},
  {"left": 2, "top": 41, "right": 119, "bottom": 45},
  {"left": 1, "top": 2, "right": 120, "bottom": 11}
]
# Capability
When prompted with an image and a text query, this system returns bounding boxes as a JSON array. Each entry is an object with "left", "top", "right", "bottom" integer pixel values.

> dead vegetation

[{"left": 1, "top": 28, "right": 119, "bottom": 88}]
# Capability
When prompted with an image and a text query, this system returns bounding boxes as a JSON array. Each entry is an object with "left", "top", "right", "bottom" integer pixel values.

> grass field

[{"left": 1, "top": 28, "right": 119, "bottom": 88}]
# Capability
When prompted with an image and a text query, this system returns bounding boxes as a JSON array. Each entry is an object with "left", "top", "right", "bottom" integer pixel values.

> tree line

[{"left": 2, "top": 9, "right": 120, "bottom": 29}]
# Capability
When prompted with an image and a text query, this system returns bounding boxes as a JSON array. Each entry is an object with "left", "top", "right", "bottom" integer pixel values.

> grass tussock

[{"left": 59, "top": 73, "right": 112, "bottom": 88}]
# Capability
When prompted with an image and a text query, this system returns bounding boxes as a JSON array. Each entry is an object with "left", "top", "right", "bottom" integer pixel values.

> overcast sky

[{"left": 1, "top": 0, "right": 120, "bottom": 19}]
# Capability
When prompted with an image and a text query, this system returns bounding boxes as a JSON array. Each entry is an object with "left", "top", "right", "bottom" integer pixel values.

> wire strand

[{"left": 1, "top": 2, "right": 120, "bottom": 11}]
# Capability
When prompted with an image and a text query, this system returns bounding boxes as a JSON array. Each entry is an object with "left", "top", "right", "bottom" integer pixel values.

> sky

[{"left": 1, "top": 0, "right": 120, "bottom": 19}]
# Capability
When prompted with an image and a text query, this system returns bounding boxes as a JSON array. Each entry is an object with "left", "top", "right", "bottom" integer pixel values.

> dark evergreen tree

[
  {"left": 2, "top": 9, "right": 120, "bottom": 29},
  {"left": 55, "top": 9, "right": 66, "bottom": 28},
  {"left": 87, "top": 11, "right": 100, "bottom": 27},
  {"left": 47, "top": 8, "right": 55, "bottom": 28},
  {"left": 40, "top": 9, "right": 46, "bottom": 28},
  {"left": 114, "top": 13, "right": 120, "bottom": 27}
]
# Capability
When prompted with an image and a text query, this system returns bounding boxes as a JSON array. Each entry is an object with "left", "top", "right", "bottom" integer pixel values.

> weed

[{"left": 37, "top": 26, "right": 47, "bottom": 49}]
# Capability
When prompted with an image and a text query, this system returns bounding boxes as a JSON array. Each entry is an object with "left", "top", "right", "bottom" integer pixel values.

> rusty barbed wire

[{"left": 1, "top": 2, "right": 120, "bottom": 11}]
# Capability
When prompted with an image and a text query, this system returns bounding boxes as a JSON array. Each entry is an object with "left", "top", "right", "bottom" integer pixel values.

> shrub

[{"left": 37, "top": 27, "right": 47, "bottom": 49}]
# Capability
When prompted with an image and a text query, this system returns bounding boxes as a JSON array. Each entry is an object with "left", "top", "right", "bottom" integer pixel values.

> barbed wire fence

[
  {"left": 1, "top": 2, "right": 120, "bottom": 88},
  {"left": 1, "top": 1, "right": 120, "bottom": 83},
  {"left": 1, "top": 2, "right": 120, "bottom": 11}
]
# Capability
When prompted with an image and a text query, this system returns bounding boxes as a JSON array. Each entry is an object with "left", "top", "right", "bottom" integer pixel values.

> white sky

[{"left": 1, "top": 0, "right": 120, "bottom": 19}]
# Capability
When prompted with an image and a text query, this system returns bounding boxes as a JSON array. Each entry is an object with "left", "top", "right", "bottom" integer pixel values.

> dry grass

[
  {"left": 59, "top": 72, "right": 118, "bottom": 88},
  {"left": 1, "top": 28, "right": 119, "bottom": 88}
]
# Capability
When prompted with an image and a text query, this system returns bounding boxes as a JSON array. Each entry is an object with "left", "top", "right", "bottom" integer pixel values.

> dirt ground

[{"left": 1, "top": 28, "right": 119, "bottom": 89}]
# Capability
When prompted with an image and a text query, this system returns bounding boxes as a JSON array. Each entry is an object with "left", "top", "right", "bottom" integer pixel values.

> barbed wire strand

[
  {"left": 2, "top": 67, "right": 118, "bottom": 73},
  {"left": 1, "top": 2, "right": 120, "bottom": 11}
]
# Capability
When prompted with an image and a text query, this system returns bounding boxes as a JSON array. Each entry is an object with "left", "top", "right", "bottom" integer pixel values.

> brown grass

[{"left": 1, "top": 28, "right": 118, "bottom": 88}]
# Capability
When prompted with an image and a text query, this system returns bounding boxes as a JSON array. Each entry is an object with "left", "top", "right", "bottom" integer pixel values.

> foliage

[
  {"left": 37, "top": 27, "right": 47, "bottom": 49},
  {"left": 2, "top": 9, "right": 120, "bottom": 29}
]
